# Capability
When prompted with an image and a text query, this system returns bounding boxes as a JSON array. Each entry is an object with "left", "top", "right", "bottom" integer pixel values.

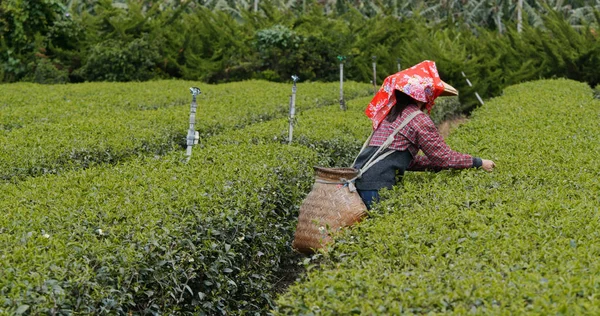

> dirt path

[{"left": 437, "top": 115, "right": 469, "bottom": 139}]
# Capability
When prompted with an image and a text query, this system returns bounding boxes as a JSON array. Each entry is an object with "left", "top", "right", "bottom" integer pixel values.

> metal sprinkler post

[
  {"left": 461, "top": 71, "right": 485, "bottom": 106},
  {"left": 185, "top": 87, "right": 201, "bottom": 162},
  {"left": 338, "top": 55, "right": 347, "bottom": 111},
  {"left": 372, "top": 56, "right": 377, "bottom": 94},
  {"left": 288, "top": 75, "right": 299, "bottom": 144}
]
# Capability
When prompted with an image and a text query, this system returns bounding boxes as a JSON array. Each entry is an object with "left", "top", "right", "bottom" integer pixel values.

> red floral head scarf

[{"left": 365, "top": 60, "right": 451, "bottom": 130}]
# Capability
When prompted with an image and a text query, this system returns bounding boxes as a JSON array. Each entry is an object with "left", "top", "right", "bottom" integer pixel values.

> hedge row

[
  {"left": 208, "top": 92, "right": 461, "bottom": 167},
  {"left": 0, "top": 79, "right": 493, "bottom": 314},
  {"left": 0, "top": 91, "right": 381, "bottom": 314},
  {"left": 0, "top": 80, "right": 371, "bottom": 182},
  {"left": 275, "top": 79, "right": 600, "bottom": 314},
  {"left": 207, "top": 95, "right": 369, "bottom": 166},
  {"left": 0, "top": 143, "right": 319, "bottom": 315}
]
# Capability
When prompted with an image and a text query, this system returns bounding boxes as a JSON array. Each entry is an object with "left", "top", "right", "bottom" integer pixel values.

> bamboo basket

[{"left": 292, "top": 167, "right": 368, "bottom": 254}]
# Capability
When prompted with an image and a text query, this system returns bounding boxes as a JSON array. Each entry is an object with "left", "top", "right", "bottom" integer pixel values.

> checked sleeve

[{"left": 407, "top": 115, "right": 475, "bottom": 171}]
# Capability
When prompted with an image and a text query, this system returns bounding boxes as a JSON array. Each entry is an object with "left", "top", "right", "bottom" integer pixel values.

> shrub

[
  {"left": 0, "top": 0, "right": 66, "bottom": 81},
  {"left": 23, "top": 58, "right": 69, "bottom": 84},
  {"left": 275, "top": 79, "right": 600, "bottom": 314},
  {"left": 429, "top": 96, "right": 463, "bottom": 124},
  {"left": 74, "top": 37, "right": 162, "bottom": 82},
  {"left": 0, "top": 143, "right": 318, "bottom": 314},
  {"left": 254, "top": 25, "right": 339, "bottom": 82},
  {"left": 0, "top": 80, "right": 372, "bottom": 182}
]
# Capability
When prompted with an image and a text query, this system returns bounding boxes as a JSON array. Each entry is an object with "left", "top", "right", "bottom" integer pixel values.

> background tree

[{"left": 0, "top": 0, "right": 69, "bottom": 80}]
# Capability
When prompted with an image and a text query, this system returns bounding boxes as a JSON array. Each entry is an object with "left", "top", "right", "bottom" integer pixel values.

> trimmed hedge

[
  {"left": 0, "top": 143, "right": 317, "bottom": 314},
  {"left": 207, "top": 95, "right": 372, "bottom": 167},
  {"left": 0, "top": 80, "right": 371, "bottom": 181},
  {"left": 1, "top": 77, "right": 553, "bottom": 314},
  {"left": 209, "top": 93, "right": 461, "bottom": 167},
  {"left": 275, "top": 79, "right": 600, "bottom": 314},
  {"left": 0, "top": 83, "right": 373, "bottom": 314}
]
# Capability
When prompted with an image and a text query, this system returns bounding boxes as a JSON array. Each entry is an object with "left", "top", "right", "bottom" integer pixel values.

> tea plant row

[
  {"left": 276, "top": 79, "right": 600, "bottom": 314},
  {"left": 0, "top": 90, "right": 376, "bottom": 314},
  {"left": 4, "top": 78, "right": 595, "bottom": 314},
  {"left": 0, "top": 80, "right": 371, "bottom": 182}
]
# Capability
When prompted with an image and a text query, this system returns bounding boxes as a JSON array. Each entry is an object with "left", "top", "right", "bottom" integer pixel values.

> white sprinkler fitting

[{"left": 186, "top": 87, "right": 201, "bottom": 162}]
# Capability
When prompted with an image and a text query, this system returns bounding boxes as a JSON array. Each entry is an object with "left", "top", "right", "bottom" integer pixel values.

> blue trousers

[{"left": 358, "top": 190, "right": 380, "bottom": 210}]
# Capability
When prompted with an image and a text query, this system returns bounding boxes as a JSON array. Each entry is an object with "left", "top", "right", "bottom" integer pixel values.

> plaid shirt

[{"left": 368, "top": 104, "right": 473, "bottom": 171}]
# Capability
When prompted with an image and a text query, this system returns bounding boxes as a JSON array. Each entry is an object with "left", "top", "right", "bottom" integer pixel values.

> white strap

[
  {"left": 315, "top": 178, "right": 358, "bottom": 192},
  {"left": 361, "top": 150, "right": 395, "bottom": 173},
  {"left": 355, "top": 110, "right": 422, "bottom": 177},
  {"left": 352, "top": 130, "right": 374, "bottom": 166},
  {"left": 314, "top": 109, "right": 419, "bottom": 193}
]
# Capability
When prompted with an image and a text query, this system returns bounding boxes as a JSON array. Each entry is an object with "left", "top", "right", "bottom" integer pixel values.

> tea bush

[
  {"left": 5, "top": 78, "right": 592, "bottom": 314},
  {"left": 208, "top": 93, "right": 461, "bottom": 167},
  {"left": 0, "top": 80, "right": 371, "bottom": 181},
  {"left": 275, "top": 79, "right": 600, "bottom": 314},
  {"left": 0, "top": 143, "right": 318, "bottom": 315},
  {"left": 0, "top": 81, "right": 375, "bottom": 314},
  {"left": 207, "top": 95, "right": 371, "bottom": 167}
]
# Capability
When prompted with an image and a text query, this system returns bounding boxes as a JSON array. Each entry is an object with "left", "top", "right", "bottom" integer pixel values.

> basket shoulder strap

[{"left": 351, "top": 130, "right": 374, "bottom": 166}]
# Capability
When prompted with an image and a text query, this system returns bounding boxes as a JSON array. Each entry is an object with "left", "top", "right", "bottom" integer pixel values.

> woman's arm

[{"left": 407, "top": 115, "right": 476, "bottom": 171}]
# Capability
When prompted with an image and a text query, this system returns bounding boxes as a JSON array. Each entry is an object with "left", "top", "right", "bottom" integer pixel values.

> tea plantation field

[
  {"left": 276, "top": 79, "right": 600, "bottom": 314},
  {"left": 1, "top": 78, "right": 598, "bottom": 315},
  {"left": 0, "top": 79, "right": 374, "bottom": 315},
  {"left": 0, "top": 80, "right": 371, "bottom": 182}
]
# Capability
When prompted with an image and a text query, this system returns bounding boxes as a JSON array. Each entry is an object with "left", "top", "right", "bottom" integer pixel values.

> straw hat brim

[{"left": 440, "top": 81, "right": 458, "bottom": 96}]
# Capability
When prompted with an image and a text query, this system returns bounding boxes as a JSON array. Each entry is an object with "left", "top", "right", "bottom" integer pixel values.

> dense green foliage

[
  {"left": 0, "top": 80, "right": 371, "bottom": 182},
  {"left": 2, "top": 1, "right": 600, "bottom": 112},
  {"left": 0, "top": 80, "right": 376, "bottom": 314},
  {"left": 1, "top": 144, "right": 318, "bottom": 314},
  {"left": 275, "top": 79, "right": 600, "bottom": 314},
  {"left": 2, "top": 75, "right": 598, "bottom": 314}
]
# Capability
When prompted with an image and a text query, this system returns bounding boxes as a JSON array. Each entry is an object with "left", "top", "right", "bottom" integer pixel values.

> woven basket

[{"left": 292, "top": 167, "right": 368, "bottom": 254}]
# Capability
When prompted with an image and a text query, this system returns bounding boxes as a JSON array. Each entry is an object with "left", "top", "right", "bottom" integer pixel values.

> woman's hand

[{"left": 481, "top": 159, "right": 496, "bottom": 172}]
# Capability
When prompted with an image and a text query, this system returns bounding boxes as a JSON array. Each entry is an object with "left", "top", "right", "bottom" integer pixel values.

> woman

[{"left": 353, "top": 61, "right": 495, "bottom": 209}]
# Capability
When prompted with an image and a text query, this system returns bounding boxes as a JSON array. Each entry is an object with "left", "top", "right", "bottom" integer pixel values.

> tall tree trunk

[
  {"left": 497, "top": 10, "right": 503, "bottom": 34},
  {"left": 517, "top": 0, "right": 523, "bottom": 33}
]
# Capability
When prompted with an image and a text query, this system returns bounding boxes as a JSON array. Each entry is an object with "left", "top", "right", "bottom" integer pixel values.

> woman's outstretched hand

[{"left": 482, "top": 159, "right": 496, "bottom": 172}]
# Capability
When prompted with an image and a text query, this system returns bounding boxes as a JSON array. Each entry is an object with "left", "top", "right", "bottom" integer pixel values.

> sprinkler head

[{"left": 189, "top": 87, "right": 201, "bottom": 96}]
